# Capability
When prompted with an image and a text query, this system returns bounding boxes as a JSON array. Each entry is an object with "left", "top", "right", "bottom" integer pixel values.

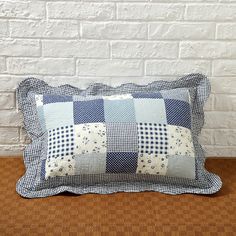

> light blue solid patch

[
  {"left": 43, "top": 102, "right": 74, "bottom": 130},
  {"left": 166, "top": 155, "right": 195, "bottom": 179},
  {"left": 160, "top": 88, "right": 190, "bottom": 103},
  {"left": 104, "top": 99, "right": 136, "bottom": 122},
  {"left": 134, "top": 98, "right": 167, "bottom": 123},
  {"left": 37, "top": 106, "right": 46, "bottom": 131},
  {"left": 74, "top": 153, "right": 106, "bottom": 174}
]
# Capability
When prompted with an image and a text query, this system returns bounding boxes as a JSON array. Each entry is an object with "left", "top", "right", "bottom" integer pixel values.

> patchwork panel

[
  {"left": 42, "top": 96, "right": 195, "bottom": 179},
  {"left": 106, "top": 123, "right": 138, "bottom": 153},
  {"left": 134, "top": 99, "right": 167, "bottom": 123},
  {"left": 106, "top": 152, "right": 138, "bottom": 173},
  {"left": 36, "top": 90, "right": 196, "bottom": 181},
  {"left": 137, "top": 123, "right": 168, "bottom": 155},
  {"left": 47, "top": 125, "right": 75, "bottom": 158},
  {"left": 74, "top": 123, "right": 107, "bottom": 155},
  {"left": 165, "top": 99, "right": 191, "bottom": 129},
  {"left": 136, "top": 153, "right": 168, "bottom": 175},
  {"left": 73, "top": 99, "right": 105, "bottom": 124},
  {"left": 104, "top": 99, "right": 136, "bottom": 122}
]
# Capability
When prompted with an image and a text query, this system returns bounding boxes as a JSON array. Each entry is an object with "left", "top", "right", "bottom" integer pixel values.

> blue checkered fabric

[
  {"left": 106, "top": 152, "right": 138, "bottom": 173},
  {"left": 106, "top": 122, "right": 138, "bottom": 153},
  {"left": 137, "top": 123, "right": 168, "bottom": 155},
  {"left": 73, "top": 99, "right": 105, "bottom": 124},
  {"left": 16, "top": 74, "right": 222, "bottom": 198},
  {"left": 47, "top": 125, "right": 75, "bottom": 158}
]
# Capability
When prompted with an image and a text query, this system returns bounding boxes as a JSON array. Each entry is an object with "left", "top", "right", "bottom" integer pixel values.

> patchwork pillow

[{"left": 16, "top": 74, "right": 222, "bottom": 198}]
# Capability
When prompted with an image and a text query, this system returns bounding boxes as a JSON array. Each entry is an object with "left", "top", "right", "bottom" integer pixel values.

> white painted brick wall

[{"left": 0, "top": 0, "right": 235, "bottom": 157}]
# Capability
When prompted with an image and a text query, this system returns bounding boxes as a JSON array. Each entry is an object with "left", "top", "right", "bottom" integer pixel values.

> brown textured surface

[{"left": 0, "top": 158, "right": 236, "bottom": 235}]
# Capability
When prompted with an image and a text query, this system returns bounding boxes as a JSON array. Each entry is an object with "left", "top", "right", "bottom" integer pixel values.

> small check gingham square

[{"left": 106, "top": 122, "right": 138, "bottom": 153}]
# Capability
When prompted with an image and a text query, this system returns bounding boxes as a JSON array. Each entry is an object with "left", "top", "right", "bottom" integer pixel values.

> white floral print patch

[
  {"left": 74, "top": 123, "right": 107, "bottom": 155},
  {"left": 168, "top": 125, "right": 195, "bottom": 157},
  {"left": 102, "top": 94, "right": 133, "bottom": 100},
  {"left": 136, "top": 153, "right": 168, "bottom": 175},
  {"left": 35, "top": 94, "right": 43, "bottom": 107},
  {"left": 45, "top": 155, "right": 75, "bottom": 179}
]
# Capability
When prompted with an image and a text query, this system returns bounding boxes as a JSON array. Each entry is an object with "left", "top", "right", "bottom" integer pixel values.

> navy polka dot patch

[
  {"left": 47, "top": 125, "right": 75, "bottom": 159},
  {"left": 137, "top": 123, "right": 168, "bottom": 155}
]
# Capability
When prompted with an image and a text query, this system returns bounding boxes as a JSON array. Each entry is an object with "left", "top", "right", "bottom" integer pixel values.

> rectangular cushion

[{"left": 16, "top": 73, "right": 222, "bottom": 198}]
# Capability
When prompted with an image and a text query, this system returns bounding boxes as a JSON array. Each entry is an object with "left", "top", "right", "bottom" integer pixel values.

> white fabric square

[
  {"left": 74, "top": 123, "right": 107, "bottom": 155},
  {"left": 136, "top": 153, "right": 168, "bottom": 175},
  {"left": 167, "top": 125, "right": 195, "bottom": 157},
  {"left": 45, "top": 155, "right": 75, "bottom": 179}
]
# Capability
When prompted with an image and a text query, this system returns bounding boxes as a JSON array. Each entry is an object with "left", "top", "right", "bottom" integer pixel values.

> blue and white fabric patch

[
  {"left": 36, "top": 89, "right": 196, "bottom": 180},
  {"left": 74, "top": 123, "right": 107, "bottom": 155},
  {"left": 47, "top": 125, "right": 75, "bottom": 158}
]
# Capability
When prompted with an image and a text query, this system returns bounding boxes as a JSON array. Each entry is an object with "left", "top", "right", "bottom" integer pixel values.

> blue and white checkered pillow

[
  {"left": 16, "top": 74, "right": 222, "bottom": 198},
  {"left": 37, "top": 90, "right": 195, "bottom": 180}
]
